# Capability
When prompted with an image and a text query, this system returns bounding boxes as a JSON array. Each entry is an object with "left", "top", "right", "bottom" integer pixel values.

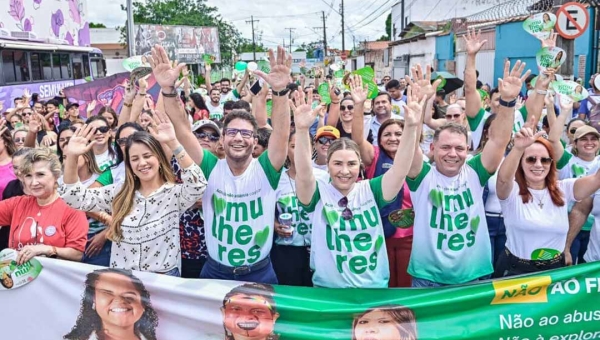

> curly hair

[
  {"left": 222, "top": 283, "right": 279, "bottom": 340},
  {"left": 63, "top": 268, "right": 159, "bottom": 340}
]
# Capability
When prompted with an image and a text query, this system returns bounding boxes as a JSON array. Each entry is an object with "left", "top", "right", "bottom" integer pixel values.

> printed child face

[
  {"left": 354, "top": 309, "right": 403, "bottom": 340},
  {"left": 222, "top": 294, "right": 279, "bottom": 339},
  {"left": 94, "top": 273, "right": 145, "bottom": 329}
]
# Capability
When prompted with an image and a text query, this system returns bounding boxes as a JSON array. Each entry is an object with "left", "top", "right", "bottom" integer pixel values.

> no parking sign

[{"left": 555, "top": 2, "right": 589, "bottom": 39}]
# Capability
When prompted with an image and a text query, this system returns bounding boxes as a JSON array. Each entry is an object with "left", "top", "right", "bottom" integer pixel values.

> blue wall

[
  {"left": 435, "top": 34, "right": 454, "bottom": 71},
  {"left": 494, "top": 11, "right": 594, "bottom": 88}
]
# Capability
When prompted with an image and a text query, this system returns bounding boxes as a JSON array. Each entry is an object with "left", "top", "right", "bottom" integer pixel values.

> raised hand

[
  {"left": 28, "top": 113, "right": 43, "bottom": 132},
  {"left": 463, "top": 27, "right": 488, "bottom": 55},
  {"left": 66, "top": 124, "right": 97, "bottom": 156},
  {"left": 513, "top": 116, "right": 545, "bottom": 151},
  {"left": 536, "top": 67, "right": 556, "bottom": 90},
  {"left": 148, "top": 110, "right": 177, "bottom": 145},
  {"left": 22, "top": 89, "right": 31, "bottom": 101},
  {"left": 124, "top": 81, "right": 135, "bottom": 103},
  {"left": 498, "top": 60, "right": 531, "bottom": 100},
  {"left": 86, "top": 100, "right": 97, "bottom": 115},
  {"left": 253, "top": 46, "right": 292, "bottom": 91},
  {"left": 559, "top": 94, "right": 574, "bottom": 113},
  {"left": 544, "top": 92, "right": 555, "bottom": 108},
  {"left": 139, "top": 76, "right": 148, "bottom": 91},
  {"left": 539, "top": 32, "right": 558, "bottom": 49},
  {"left": 403, "top": 85, "right": 426, "bottom": 128},
  {"left": 149, "top": 44, "right": 186, "bottom": 90},
  {"left": 0, "top": 119, "right": 7, "bottom": 136},
  {"left": 348, "top": 75, "right": 367, "bottom": 104},
  {"left": 329, "top": 80, "right": 343, "bottom": 103},
  {"left": 291, "top": 89, "right": 323, "bottom": 130},
  {"left": 406, "top": 64, "right": 441, "bottom": 99}
]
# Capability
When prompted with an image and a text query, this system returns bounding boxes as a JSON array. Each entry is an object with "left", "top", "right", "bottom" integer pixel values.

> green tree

[
  {"left": 377, "top": 14, "right": 392, "bottom": 41},
  {"left": 89, "top": 22, "right": 107, "bottom": 28},
  {"left": 119, "top": 0, "right": 245, "bottom": 65},
  {"left": 239, "top": 40, "right": 267, "bottom": 53},
  {"left": 294, "top": 41, "right": 322, "bottom": 59}
]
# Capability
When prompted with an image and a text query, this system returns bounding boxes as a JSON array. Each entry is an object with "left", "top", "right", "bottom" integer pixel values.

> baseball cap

[
  {"left": 192, "top": 119, "right": 221, "bottom": 136},
  {"left": 66, "top": 103, "right": 79, "bottom": 110},
  {"left": 574, "top": 125, "right": 600, "bottom": 140},
  {"left": 315, "top": 126, "right": 340, "bottom": 140}
]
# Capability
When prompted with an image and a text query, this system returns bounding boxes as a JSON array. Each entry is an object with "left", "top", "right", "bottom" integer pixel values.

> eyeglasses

[
  {"left": 224, "top": 128, "right": 254, "bottom": 139},
  {"left": 21, "top": 111, "right": 32, "bottom": 116},
  {"left": 338, "top": 196, "right": 354, "bottom": 221},
  {"left": 317, "top": 136, "right": 335, "bottom": 145},
  {"left": 195, "top": 132, "right": 220, "bottom": 142},
  {"left": 14, "top": 137, "right": 25, "bottom": 143},
  {"left": 117, "top": 137, "right": 128, "bottom": 146},
  {"left": 94, "top": 126, "right": 110, "bottom": 134},
  {"left": 525, "top": 156, "right": 553, "bottom": 165},
  {"left": 340, "top": 105, "right": 354, "bottom": 111},
  {"left": 446, "top": 114, "right": 461, "bottom": 119}
]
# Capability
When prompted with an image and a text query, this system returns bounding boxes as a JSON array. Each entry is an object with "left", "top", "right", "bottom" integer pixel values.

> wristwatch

[
  {"left": 272, "top": 88, "right": 291, "bottom": 97},
  {"left": 48, "top": 246, "right": 58, "bottom": 258},
  {"left": 499, "top": 96, "right": 517, "bottom": 108}
]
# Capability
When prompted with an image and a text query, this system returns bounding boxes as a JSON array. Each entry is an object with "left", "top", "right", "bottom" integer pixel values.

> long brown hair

[
  {"left": 515, "top": 137, "right": 564, "bottom": 206},
  {"left": 1, "top": 128, "right": 17, "bottom": 156},
  {"left": 108, "top": 132, "right": 176, "bottom": 241},
  {"left": 377, "top": 119, "right": 404, "bottom": 157}
]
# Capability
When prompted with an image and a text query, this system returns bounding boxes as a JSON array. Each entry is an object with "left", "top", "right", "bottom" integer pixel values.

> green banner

[{"left": 273, "top": 263, "right": 600, "bottom": 339}]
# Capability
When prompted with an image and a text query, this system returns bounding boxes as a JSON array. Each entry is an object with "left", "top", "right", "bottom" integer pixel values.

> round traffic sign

[{"left": 555, "top": 2, "right": 589, "bottom": 39}]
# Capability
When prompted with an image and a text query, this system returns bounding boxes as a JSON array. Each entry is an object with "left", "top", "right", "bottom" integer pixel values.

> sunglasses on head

[
  {"left": 317, "top": 136, "right": 335, "bottom": 145},
  {"left": 95, "top": 126, "right": 110, "bottom": 134},
  {"left": 446, "top": 114, "right": 461, "bottom": 119},
  {"left": 340, "top": 105, "right": 354, "bottom": 111},
  {"left": 224, "top": 128, "right": 254, "bottom": 139},
  {"left": 195, "top": 132, "right": 220, "bottom": 141},
  {"left": 338, "top": 196, "right": 353, "bottom": 221},
  {"left": 525, "top": 156, "right": 553, "bottom": 165}
]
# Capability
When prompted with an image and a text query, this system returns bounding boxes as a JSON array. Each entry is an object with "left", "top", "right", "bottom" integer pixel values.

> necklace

[{"left": 532, "top": 190, "right": 547, "bottom": 209}]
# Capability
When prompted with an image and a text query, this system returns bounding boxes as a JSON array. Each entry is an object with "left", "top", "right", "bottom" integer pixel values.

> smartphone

[{"left": 250, "top": 80, "right": 262, "bottom": 96}]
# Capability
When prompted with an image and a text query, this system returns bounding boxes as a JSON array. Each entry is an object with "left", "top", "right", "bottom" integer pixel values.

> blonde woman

[{"left": 59, "top": 111, "right": 208, "bottom": 276}]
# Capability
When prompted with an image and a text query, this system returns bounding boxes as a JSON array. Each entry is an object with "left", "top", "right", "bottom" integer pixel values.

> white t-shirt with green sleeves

[
  {"left": 274, "top": 168, "right": 329, "bottom": 246},
  {"left": 301, "top": 176, "right": 393, "bottom": 288},
  {"left": 467, "top": 106, "right": 528, "bottom": 150},
  {"left": 201, "top": 150, "right": 282, "bottom": 267},
  {"left": 407, "top": 154, "right": 493, "bottom": 284}
]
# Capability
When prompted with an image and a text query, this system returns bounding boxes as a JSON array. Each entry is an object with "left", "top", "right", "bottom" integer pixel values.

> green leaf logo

[
  {"left": 429, "top": 189, "right": 444, "bottom": 208},
  {"left": 323, "top": 208, "right": 339, "bottom": 225},
  {"left": 531, "top": 248, "right": 561, "bottom": 260},
  {"left": 278, "top": 196, "right": 292, "bottom": 207},
  {"left": 212, "top": 194, "right": 226, "bottom": 215},
  {"left": 254, "top": 226, "right": 270, "bottom": 247},
  {"left": 374, "top": 235, "right": 384, "bottom": 252},
  {"left": 470, "top": 216, "right": 481, "bottom": 233},
  {"left": 572, "top": 164, "right": 586, "bottom": 178}
]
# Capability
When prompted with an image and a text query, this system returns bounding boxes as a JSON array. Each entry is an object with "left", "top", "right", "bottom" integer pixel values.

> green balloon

[{"left": 235, "top": 61, "right": 247, "bottom": 71}]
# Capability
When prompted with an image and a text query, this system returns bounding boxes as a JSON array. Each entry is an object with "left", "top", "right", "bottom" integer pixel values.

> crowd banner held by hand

[
  {"left": 523, "top": 12, "right": 557, "bottom": 39},
  {"left": 318, "top": 82, "right": 332, "bottom": 104},
  {"left": 346, "top": 67, "right": 379, "bottom": 99},
  {"left": 552, "top": 80, "right": 589, "bottom": 102},
  {"left": 536, "top": 47, "right": 567, "bottom": 72},
  {"left": 203, "top": 54, "right": 216, "bottom": 65},
  {"left": 122, "top": 55, "right": 152, "bottom": 72},
  {"left": 0, "top": 249, "right": 42, "bottom": 291},
  {"left": 2, "top": 258, "right": 600, "bottom": 338}
]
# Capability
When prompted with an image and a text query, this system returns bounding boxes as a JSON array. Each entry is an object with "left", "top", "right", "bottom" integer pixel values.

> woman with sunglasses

[
  {"left": 12, "top": 128, "right": 27, "bottom": 150},
  {"left": 293, "top": 81, "right": 424, "bottom": 288},
  {"left": 495, "top": 116, "right": 600, "bottom": 277},
  {"left": 0, "top": 147, "right": 87, "bottom": 265},
  {"left": 60, "top": 111, "right": 207, "bottom": 276},
  {"left": 85, "top": 116, "right": 117, "bottom": 172},
  {"left": 547, "top": 99, "right": 600, "bottom": 266},
  {"left": 323, "top": 83, "right": 374, "bottom": 142}
]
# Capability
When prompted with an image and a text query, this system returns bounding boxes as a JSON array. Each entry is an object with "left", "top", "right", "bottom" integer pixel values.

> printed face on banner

[
  {"left": 536, "top": 47, "right": 567, "bottom": 72},
  {"left": 352, "top": 305, "right": 418, "bottom": 340},
  {"left": 523, "top": 12, "right": 557, "bottom": 39},
  {"left": 221, "top": 283, "right": 279, "bottom": 340},
  {"left": 64, "top": 268, "right": 159, "bottom": 340},
  {"left": 551, "top": 80, "right": 590, "bottom": 102}
]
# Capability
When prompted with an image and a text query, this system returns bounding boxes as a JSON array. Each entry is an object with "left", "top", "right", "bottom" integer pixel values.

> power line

[
  {"left": 347, "top": 0, "right": 393, "bottom": 30},
  {"left": 422, "top": 0, "right": 444, "bottom": 21}
]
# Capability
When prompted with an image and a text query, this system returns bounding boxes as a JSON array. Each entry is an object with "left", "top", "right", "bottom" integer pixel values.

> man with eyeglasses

[
  {"left": 155, "top": 45, "right": 292, "bottom": 284},
  {"left": 313, "top": 126, "right": 339, "bottom": 171},
  {"left": 192, "top": 119, "right": 221, "bottom": 155},
  {"left": 378, "top": 75, "right": 391, "bottom": 92}
]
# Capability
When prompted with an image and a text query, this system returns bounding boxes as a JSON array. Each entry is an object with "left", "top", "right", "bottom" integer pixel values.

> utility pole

[
  {"left": 285, "top": 28, "right": 296, "bottom": 53},
  {"left": 126, "top": 0, "right": 134, "bottom": 57},
  {"left": 246, "top": 16, "right": 259, "bottom": 61},
  {"left": 322, "top": 11, "right": 328, "bottom": 59},
  {"left": 340, "top": 0, "right": 345, "bottom": 53}
]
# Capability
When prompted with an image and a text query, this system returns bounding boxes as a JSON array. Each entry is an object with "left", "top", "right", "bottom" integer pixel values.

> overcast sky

[{"left": 87, "top": 0, "right": 392, "bottom": 50}]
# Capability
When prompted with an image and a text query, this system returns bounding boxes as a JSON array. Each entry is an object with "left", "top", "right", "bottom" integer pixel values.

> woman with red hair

[{"left": 495, "top": 117, "right": 600, "bottom": 277}]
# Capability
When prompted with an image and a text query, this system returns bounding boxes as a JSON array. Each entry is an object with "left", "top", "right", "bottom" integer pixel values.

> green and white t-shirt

[
  {"left": 95, "top": 149, "right": 117, "bottom": 172},
  {"left": 201, "top": 150, "right": 282, "bottom": 267},
  {"left": 407, "top": 154, "right": 493, "bottom": 284},
  {"left": 467, "top": 106, "right": 527, "bottom": 150},
  {"left": 557, "top": 151, "right": 600, "bottom": 232},
  {"left": 274, "top": 168, "right": 329, "bottom": 246},
  {"left": 301, "top": 176, "right": 393, "bottom": 288},
  {"left": 207, "top": 103, "right": 224, "bottom": 120},
  {"left": 585, "top": 191, "right": 600, "bottom": 262}
]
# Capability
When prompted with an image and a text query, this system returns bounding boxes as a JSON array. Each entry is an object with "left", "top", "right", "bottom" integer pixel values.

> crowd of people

[{"left": 1, "top": 28, "right": 600, "bottom": 289}]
